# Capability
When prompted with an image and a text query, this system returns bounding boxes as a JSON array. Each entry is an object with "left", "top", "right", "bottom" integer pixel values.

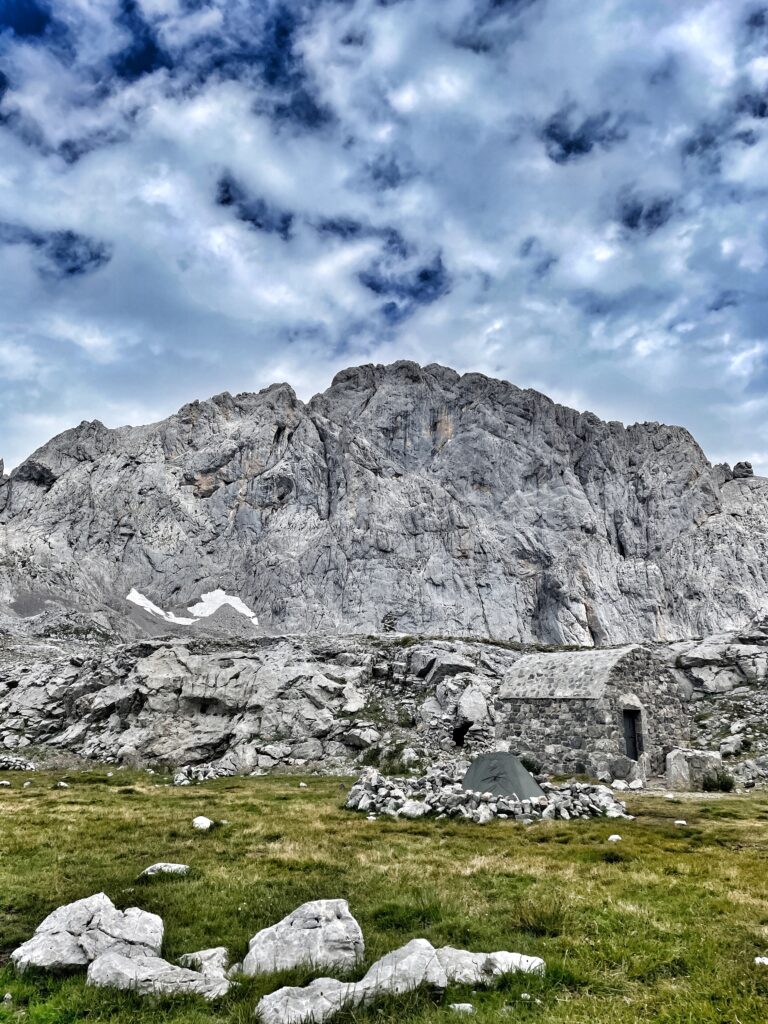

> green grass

[{"left": 2, "top": 772, "right": 768, "bottom": 1023}]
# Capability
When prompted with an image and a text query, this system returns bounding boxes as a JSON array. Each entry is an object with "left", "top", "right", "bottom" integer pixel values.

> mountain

[{"left": 1, "top": 360, "right": 767, "bottom": 646}]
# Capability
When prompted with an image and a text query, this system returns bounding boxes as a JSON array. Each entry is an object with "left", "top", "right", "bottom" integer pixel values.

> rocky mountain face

[{"left": 1, "top": 360, "right": 767, "bottom": 646}]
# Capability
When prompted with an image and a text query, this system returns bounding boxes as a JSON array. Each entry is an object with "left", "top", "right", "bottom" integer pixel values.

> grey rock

[
  {"left": 255, "top": 976, "right": 353, "bottom": 1024},
  {"left": 240, "top": 899, "right": 364, "bottom": 977},
  {"left": 733, "top": 461, "right": 754, "bottom": 479},
  {"left": 3, "top": 361, "right": 768, "bottom": 647},
  {"left": 178, "top": 946, "right": 229, "bottom": 979},
  {"left": 87, "top": 952, "right": 229, "bottom": 1000},
  {"left": 720, "top": 734, "right": 744, "bottom": 758},
  {"left": 255, "top": 938, "right": 544, "bottom": 1024},
  {"left": 666, "top": 748, "right": 723, "bottom": 791},
  {"left": 11, "top": 893, "right": 163, "bottom": 973},
  {"left": 138, "top": 863, "right": 189, "bottom": 879},
  {"left": 436, "top": 946, "right": 544, "bottom": 984}
]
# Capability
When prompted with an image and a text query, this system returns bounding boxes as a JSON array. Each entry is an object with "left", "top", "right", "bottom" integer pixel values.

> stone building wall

[{"left": 494, "top": 646, "right": 691, "bottom": 779}]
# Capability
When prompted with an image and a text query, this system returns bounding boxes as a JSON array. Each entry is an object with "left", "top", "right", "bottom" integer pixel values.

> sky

[{"left": 2, "top": 0, "right": 768, "bottom": 472}]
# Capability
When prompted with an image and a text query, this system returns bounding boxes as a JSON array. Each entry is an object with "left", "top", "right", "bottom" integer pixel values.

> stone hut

[{"left": 495, "top": 645, "right": 690, "bottom": 781}]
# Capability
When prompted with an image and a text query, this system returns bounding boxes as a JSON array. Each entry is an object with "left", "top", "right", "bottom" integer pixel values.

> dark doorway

[
  {"left": 452, "top": 721, "right": 471, "bottom": 747},
  {"left": 623, "top": 709, "right": 642, "bottom": 761}
]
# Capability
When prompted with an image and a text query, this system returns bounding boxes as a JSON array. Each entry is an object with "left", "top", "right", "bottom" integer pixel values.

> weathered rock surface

[
  {"left": 240, "top": 900, "right": 364, "bottom": 977},
  {"left": 2, "top": 621, "right": 768, "bottom": 779},
  {"left": 178, "top": 946, "right": 229, "bottom": 979},
  {"left": 87, "top": 952, "right": 229, "bottom": 1000},
  {"left": 11, "top": 893, "right": 163, "bottom": 973},
  {"left": 665, "top": 748, "right": 724, "bottom": 791},
  {"left": 254, "top": 937, "right": 544, "bottom": 1024},
  {"left": 2, "top": 361, "right": 768, "bottom": 647}
]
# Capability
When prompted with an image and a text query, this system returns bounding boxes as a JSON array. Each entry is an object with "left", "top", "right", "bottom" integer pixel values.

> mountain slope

[{"left": 1, "top": 360, "right": 767, "bottom": 645}]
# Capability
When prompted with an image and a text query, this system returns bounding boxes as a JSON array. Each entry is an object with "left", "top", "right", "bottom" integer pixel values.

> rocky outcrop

[
  {"left": 1, "top": 361, "right": 768, "bottom": 647},
  {"left": 1, "top": 622, "right": 767, "bottom": 778},
  {"left": 11, "top": 893, "right": 163, "bottom": 973}
]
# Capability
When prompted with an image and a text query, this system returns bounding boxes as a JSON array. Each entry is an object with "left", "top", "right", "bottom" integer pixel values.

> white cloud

[{"left": 0, "top": 0, "right": 767, "bottom": 475}]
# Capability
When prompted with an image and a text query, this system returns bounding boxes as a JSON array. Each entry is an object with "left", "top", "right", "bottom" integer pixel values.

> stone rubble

[
  {"left": 174, "top": 763, "right": 233, "bottom": 786},
  {"left": 0, "top": 755, "right": 35, "bottom": 771},
  {"left": 344, "top": 766, "right": 630, "bottom": 824}
]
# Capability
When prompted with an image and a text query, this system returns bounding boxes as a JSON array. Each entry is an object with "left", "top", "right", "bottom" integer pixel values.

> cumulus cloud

[{"left": 1, "top": 0, "right": 768, "bottom": 472}]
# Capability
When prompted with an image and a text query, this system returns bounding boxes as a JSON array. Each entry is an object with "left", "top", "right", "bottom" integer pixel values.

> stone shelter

[{"left": 495, "top": 645, "right": 690, "bottom": 780}]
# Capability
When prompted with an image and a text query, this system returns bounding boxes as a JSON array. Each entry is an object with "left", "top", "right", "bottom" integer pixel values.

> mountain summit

[{"left": 1, "top": 361, "right": 765, "bottom": 645}]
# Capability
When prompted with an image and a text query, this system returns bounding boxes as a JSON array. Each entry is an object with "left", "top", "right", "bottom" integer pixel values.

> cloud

[{"left": 0, "top": 0, "right": 768, "bottom": 477}]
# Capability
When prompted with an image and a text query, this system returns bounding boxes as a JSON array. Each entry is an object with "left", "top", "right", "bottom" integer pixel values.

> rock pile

[
  {"left": 0, "top": 755, "right": 35, "bottom": 771},
  {"left": 345, "top": 767, "right": 630, "bottom": 823},
  {"left": 173, "top": 763, "right": 233, "bottom": 785}
]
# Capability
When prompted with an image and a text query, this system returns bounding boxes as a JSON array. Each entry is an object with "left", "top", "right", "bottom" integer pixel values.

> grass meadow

[{"left": 1, "top": 771, "right": 768, "bottom": 1023}]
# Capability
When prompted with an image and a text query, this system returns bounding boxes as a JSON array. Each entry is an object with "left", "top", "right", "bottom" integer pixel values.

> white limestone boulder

[
  {"left": 256, "top": 976, "right": 352, "bottom": 1024},
  {"left": 192, "top": 816, "right": 214, "bottom": 830},
  {"left": 87, "top": 952, "right": 229, "bottom": 1000},
  {"left": 254, "top": 938, "right": 544, "bottom": 1024},
  {"left": 178, "top": 946, "right": 229, "bottom": 979},
  {"left": 254, "top": 939, "right": 443, "bottom": 1024},
  {"left": 435, "top": 946, "right": 545, "bottom": 984},
  {"left": 355, "top": 938, "right": 447, "bottom": 999},
  {"left": 138, "top": 863, "right": 189, "bottom": 879},
  {"left": 241, "top": 900, "right": 364, "bottom": 977},
  {"left": 11, "top": 893, "right": 163, "bottom": 973}
]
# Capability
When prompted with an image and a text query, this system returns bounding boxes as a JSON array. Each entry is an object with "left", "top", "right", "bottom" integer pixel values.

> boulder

[
  {"left": 255, "top": 938, "right": 545, "bottom": 1023},
  {"left": 733, "top": 461, "right": 754, "bottom": 479},
  {"left": 11, "top": 893, "right": 163, "bottom": 973},
  {"left": 87, "top": 952, "right": 229, "bottom": 999},
  {"left": 398, "top": 800, "right": 430, "bottom": 819},
  {"left": 138, "top": 863, "right": 189, "bottom": 879},
  {"left": 178, "top": 947, "right": 229, "bottom": 979},
  {"left": 435, "top": 946, "right": 544, "bottom": 984},
  {"left": 720, "top": 734, "right": 744, "bottom": 758},
  {"left": 192, "top": 816, "right": 214, "bottom": 830},
  {"left": 240, "top": 900, "right": 364, "bottom": 977},
  {"left": 256, "top": 976, "right": 352, "bottom": 1024},
  {"left": 666, "top": 748, "right": 723, "bottom": 791}
]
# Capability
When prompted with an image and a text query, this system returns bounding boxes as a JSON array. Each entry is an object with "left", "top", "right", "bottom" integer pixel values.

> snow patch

[
  {"left": 126, "top": 588, "right": 258, "bottom": 626},
  {"left": 187, "top": 589, "right": 258, "bottom": 624}
]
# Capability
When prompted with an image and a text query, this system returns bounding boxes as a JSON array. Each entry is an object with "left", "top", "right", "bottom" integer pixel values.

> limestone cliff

[{"left": 1, "top": 360, "right": 766, "bottom": 645}]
